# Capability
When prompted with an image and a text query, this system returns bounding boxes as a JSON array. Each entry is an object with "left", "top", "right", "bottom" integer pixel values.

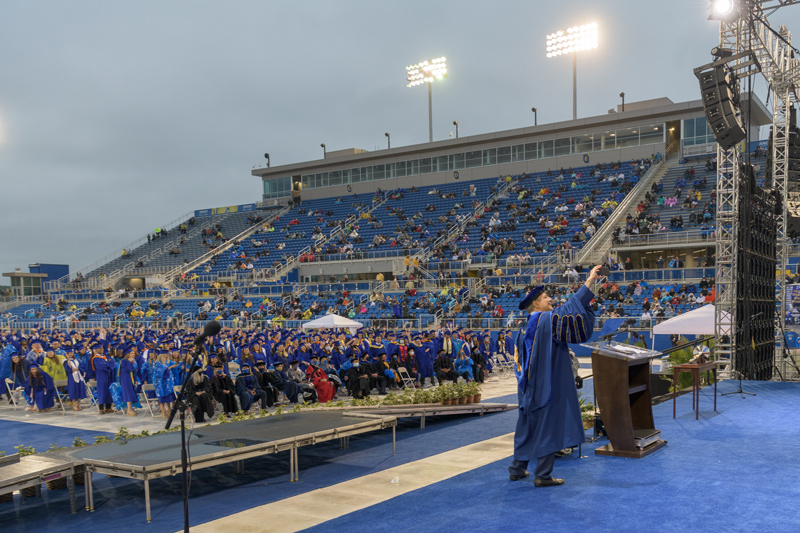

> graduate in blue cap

[
  {"left": 508, "top": 265, "right": 601, "bottom": 487},
  {"left": 119, "top": 347, "right": 140, "bottom": 416},
  {"left": 91, "top": 342, "right": 115, "bottom": 414},
  {"left": 63, "top": 348, "right": 87, "bottom": 410},
  {"left": 24, "top": 364, "right": 56, "bottom": 412}
]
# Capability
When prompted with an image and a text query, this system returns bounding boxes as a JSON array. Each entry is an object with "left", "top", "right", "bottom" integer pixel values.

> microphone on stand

[{"left": 192, "top": 320, "right": 221, "bottom": 352}]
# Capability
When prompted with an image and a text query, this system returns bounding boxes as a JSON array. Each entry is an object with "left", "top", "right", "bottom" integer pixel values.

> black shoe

[
  {"left": 534, "top": 477, "right": 565, "bottom": 487},
  {"left": 509, "top": 470, "right": 530, "bottom": 481}
]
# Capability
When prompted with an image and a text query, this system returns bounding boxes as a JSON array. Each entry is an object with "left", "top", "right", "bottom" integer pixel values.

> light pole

[
  {"left": 385, "top": 132, "right": 391, "bottom": 149},
  {"left": 620, "top": 92, "right": 625, "bottom": 112},
  {"left": 264, "top": 153, "right": 270, "bottom": 168},
  {"left": 546, "top": 23, "right": 598, "bottom": 120},
  {"left": 531, "top": 107, "right": 537, "bottom": 126},
  {"left": 406, "top": 56, "right": 447, "bottom": 143},
  {"left": 320, "top": 143, "right": 326, "bottom": 159},
  {"left": 453, "top": 121, "right": 459, "bottom": 138}
]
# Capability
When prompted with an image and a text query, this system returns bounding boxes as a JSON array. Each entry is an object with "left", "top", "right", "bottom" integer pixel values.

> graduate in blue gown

[
  {"left": 119, "top": 348, "right": 140, "bottom": 416},
  {"left": 91, "top": 344, "right": 116, "bottom": 414},
  {"left": 62, "top": 350, "right": 87, "bottom": 410},
  {"left": 454, "top": 349, "right": 474, "bottom": 381},
  {"left": 152, "top": 350, "right": 177, "bottom": 417},
  {"left": 508, "top": 265, "right": 600, "bottom": 487},
  {"left": 24, "top": 364, "right": 55, "bottom": 412}
]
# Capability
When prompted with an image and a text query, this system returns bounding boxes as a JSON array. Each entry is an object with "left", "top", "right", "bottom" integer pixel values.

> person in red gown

[{"left": 305, "top": 355, "right": 335, "bottom": 403}]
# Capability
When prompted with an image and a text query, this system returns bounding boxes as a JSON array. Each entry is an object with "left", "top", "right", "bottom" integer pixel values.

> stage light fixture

[{"left": 708, "top": 0, "right": 741, "bottom": 21}]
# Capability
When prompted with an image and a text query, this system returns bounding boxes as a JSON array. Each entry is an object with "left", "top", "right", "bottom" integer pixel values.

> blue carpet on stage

[
  {"left": 2, "top": 380, "right": 799, "bottom": 533},
  {"left": 305, "top": 380, "right": 800, "bottom": 533}
]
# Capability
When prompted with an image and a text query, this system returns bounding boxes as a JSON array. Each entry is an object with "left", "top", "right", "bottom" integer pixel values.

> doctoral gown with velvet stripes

[{"left": 512, "top": 285, "right": 595, "bottom": 461}]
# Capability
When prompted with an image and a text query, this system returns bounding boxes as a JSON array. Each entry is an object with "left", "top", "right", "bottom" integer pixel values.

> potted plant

[
  {"left": 436, "top": 385, "right": 452, "bottom": 405},
  {"left": 579, "top": 395, "right": 595, "bottom": 430},
  {"left": 464, "top": 382, "right": 480, "bottom": 403},
  {"left": 471, "top": 382, "right": 482, "bottom": 403},
  {"left": 454, "top": 382, "right": 468, "bottom": 404}
]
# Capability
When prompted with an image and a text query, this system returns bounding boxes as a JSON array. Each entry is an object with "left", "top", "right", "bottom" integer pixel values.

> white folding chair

[
  {"left": 140, "top": 383, "right": 160, "bottom": 417},
  {"left": 174, "top": 385, "right": 194, "bottom": 424},
  {"left": 492, "top": 352, "right": 515, "bottom": 375},
  {"left": 396, "top": 366, "right": 416, "bottom": 389},
  {"left": 5, "top": 378, "right": 25, "bottom": 408},
  {"left": 53, "top": 379, "right": 69, "bottom": 413}
]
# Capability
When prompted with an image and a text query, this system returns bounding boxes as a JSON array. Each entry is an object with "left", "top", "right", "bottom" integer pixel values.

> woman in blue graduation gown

[
  {"left": 119, "top": 349, "right": 139, "bottom": 416},
  {"left": 62, "top": 350, "right": 87, "bottom": 410},
  {"left": 152, "top": 351, "right": 176, "bottom": 418},
  {"left": 24, "top": 364, "right": 55, "bottom": 412}
]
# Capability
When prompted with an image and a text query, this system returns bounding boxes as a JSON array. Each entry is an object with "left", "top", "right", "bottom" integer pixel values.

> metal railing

[
  {"left": 45, "top": 209, "right": 198, "bottom": 288},
  {"left": 166, "top": 206, "right": 291, "bottom": 281},
  {"left": 612, "top": 229, "right": 715, "bottom": 249}
]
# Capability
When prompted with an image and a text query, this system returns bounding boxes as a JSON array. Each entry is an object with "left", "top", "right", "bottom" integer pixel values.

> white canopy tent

[
  {"left": 301, "top": 313, "right": 364, "bottom": 332},
  {"left": 652, "top": 304, "right": 729, "bottom": 336}
]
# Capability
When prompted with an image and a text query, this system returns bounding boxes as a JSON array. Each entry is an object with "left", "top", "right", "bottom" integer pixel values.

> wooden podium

[{"left": 582, "top": 341, "right": 667, "bottom": 458}]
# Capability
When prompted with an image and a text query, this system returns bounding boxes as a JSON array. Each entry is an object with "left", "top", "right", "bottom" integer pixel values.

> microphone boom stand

[{"left": 165, "top": 320, "right": 220, "bottom": 533}]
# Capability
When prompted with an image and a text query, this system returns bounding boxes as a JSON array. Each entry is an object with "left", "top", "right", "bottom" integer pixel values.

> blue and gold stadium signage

[{"left": 454, "top": 171, "right": 460, "bottom": 180}]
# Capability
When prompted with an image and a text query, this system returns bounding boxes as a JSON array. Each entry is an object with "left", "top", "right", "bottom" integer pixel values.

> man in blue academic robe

[{"left": 508, "top": 265, "right": 600, "bottom": 487}]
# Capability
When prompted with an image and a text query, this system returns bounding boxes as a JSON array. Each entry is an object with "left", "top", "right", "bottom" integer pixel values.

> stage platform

[
  {"left": 56, "top": 410, "right": 397, "bottom": 522},
  {"left": 0, "top": 401, "right": 514, "bottom": 523},
  {"left": 359, "top": 402, "right": 514, "bottom": 429},
  {"left": 0, "top": 453, "right": 79, "bottom": 513}
]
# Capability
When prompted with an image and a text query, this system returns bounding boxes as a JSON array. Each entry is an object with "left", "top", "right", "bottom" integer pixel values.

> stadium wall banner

[{"left": 195, "top": 203, "right": 258, "bottom": 218}]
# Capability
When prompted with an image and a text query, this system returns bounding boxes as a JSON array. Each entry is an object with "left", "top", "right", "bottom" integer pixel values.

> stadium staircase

[
  {"left": 268, "top": 194, "right": 390, "bottom": 283},
  {"left": 398, "top": 177, "right": 515, "bottom": 280},
  {"left": 161, "top": 206, "right": 292, "bottom": 285},
  {"left": 576, "top": 154, "right": 673, "bottom": 266}
]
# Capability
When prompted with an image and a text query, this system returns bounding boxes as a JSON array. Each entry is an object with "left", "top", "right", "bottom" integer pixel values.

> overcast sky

[{"left": 0, "top": 0, "right": 794, "bottom": 278}]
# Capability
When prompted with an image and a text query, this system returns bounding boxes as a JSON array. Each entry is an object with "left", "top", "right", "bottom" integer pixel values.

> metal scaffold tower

[{"left": 712, "top": 1, "right": 799, "bottom": 379}]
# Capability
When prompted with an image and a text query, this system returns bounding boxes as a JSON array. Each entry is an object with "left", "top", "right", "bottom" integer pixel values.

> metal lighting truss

[{"left": 713, "top": 1, "right": 800, "bottom": 379}]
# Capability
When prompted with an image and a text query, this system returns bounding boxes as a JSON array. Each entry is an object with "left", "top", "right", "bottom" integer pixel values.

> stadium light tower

[
  {"left": 546, "top": 23, "right": 598, "bottom": 120},
  {"left": 406, "top": 56, "right": 447, "bottom": 142}
]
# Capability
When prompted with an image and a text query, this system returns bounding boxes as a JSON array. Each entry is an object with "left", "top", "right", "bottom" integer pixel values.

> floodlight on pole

[
  {"left": 546, "top": 23, "right": 598, "bottom": 120},
  {"left": 320, "top": 143, "right": 326, "bottom": 159},
  {"left": 385, "top": 132, "right": 391, "bottom": 149},
  {"left": 406, "top": 56, "right": 447, "bottom": 143},
  {"left": 531, "top": 107, "right": 537, "bottom": 126}
]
